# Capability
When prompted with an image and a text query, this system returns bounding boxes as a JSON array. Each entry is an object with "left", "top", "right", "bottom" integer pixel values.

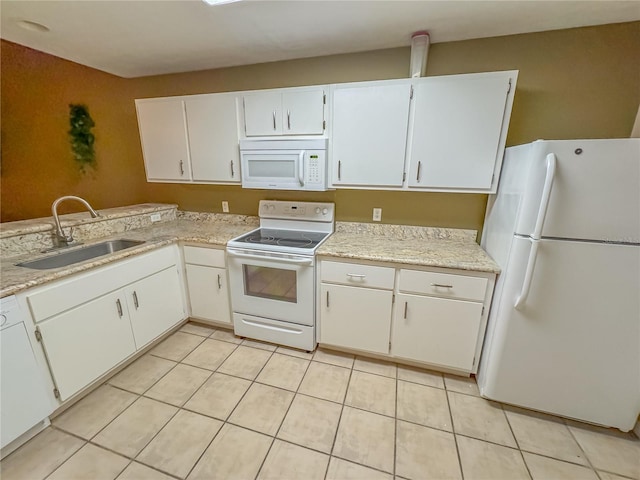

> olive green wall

[{"left": 2, "top": 21, "right": 639, "bottom": 230}]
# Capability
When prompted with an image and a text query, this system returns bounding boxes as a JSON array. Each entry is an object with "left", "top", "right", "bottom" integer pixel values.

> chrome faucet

[{"left": 52, "top": 196, "right": 100, "bottom": 246}]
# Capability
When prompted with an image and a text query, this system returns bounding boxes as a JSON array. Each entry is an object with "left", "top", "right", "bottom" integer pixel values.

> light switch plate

[
  {"left": 222, "top": 201, "right": 229, "bottom": 213},
  {"left": 150, "top": 213, "right": 161, "bottom": 222},
  {"left": 372, "top": 208, "right": 382, "bottom": 222}
]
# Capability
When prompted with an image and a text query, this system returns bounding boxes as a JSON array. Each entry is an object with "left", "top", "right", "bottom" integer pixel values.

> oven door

[{"left": 227, "top": 248, "right": 315, "bottom": 326}]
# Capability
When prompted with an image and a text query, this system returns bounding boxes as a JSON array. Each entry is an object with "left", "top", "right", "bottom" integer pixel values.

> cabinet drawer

[
  {"left": 321, "top": 261, "right": 395, "bottom": 290},
  {"left": 398, "top": 269, "right": 487, "bottom": 302},
  {"left": 183, "top": 246, "right": 225, "bottom": 268}
]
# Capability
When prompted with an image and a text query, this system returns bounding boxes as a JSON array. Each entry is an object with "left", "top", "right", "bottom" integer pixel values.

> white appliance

[
  {"left": 478, "top": 139, "right": 640, "bottom": 432},
  {"left": 227, "top": 200, "right": 335, "bottom": 350},
  {"left": 239, "top": 139, "right": 328, "bottom": 191},
  {"left": 1, "top": 295, "right": 53, "bottom": 455}
]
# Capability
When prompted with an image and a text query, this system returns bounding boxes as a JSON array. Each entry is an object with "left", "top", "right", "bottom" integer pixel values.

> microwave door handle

[{"left": 298, "top": 150, "right": 305, "bottom": 186}]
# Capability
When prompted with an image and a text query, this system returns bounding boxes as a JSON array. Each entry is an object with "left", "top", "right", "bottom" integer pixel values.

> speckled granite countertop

[
  {"left": 317, "top": 222, "right": 500, "bottom": 274},
  {"left": 1, "top": 218, "right": 258, "bottom": 298},
  {"left": 1, "top": 210, "right": 499, "bottom": 298}
]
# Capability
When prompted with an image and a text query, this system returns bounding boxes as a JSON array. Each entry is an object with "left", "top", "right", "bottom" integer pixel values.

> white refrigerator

[{"left": 478, "top": 138, "right": 640, "bottom": 432}]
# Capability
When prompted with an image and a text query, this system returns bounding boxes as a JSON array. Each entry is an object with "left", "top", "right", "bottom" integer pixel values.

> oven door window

[{"left": 243, "top": 265, "right": 297, "bottom": 303}]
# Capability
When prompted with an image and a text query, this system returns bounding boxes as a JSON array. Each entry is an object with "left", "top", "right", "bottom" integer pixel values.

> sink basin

[{"left": 16, "top": 240, "right": 145, "bottom": 270}]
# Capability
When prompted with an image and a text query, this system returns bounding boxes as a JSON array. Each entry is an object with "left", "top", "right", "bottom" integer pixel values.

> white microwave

[{"left": 239, "top": 139, "right": 328, "bottom": 191}]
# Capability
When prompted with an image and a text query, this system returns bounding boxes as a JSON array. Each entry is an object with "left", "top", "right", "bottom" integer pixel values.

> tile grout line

[
  {"left": 500, "top": 402, "right": 533, "bottom": 480},
  {"left": 393, "top": 363, "right": 398, "bottom": 479},
  {"left": 564, "top": 420, "right": 603, "bottom": 478},
  {"left": 445, "top": 388, "right": 465, "bottom": 480},
  {"left": 323, "top": 354, "right": 355, "bottom": 480}
]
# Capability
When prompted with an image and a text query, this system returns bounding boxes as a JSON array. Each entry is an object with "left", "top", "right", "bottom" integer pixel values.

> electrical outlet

[
  {"left": 150, "top": 213, "right": 161, "bottom": 223},
  {"left": 222, "top": 201, "right": 229, "bottom": 213},
  {"left": 372, "top": 208, "right": 382, "bottom": 222}
]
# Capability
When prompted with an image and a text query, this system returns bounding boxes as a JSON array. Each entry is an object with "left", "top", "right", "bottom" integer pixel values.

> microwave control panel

[{"left": 304, "top": 151, "right": 326, "bottom": 188}]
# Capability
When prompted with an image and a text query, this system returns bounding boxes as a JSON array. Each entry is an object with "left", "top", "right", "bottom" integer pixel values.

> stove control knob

[
  {"left": 315, "top": 207, "right": 321, "bottom": 214},
  {"left": 322, "top": 208, "right": 329, "bottom": 215},
  {"left": 269, "top": 205, "right": 276, "bottom": 212},
  {"left": 0, "top": 314, "right": 6, "bottom": 327}
]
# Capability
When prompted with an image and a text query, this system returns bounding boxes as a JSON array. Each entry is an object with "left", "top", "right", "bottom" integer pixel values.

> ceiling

[{"left": 1, "top": 1, "right": 639, "bottom": 78}]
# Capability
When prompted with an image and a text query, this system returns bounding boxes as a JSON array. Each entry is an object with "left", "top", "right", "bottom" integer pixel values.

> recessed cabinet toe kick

[
  {"left": 16, "top": 246, "right": 187, "bottom": 403},
  {"left": 319, "top": 259, "right": 496, "bottom": 375}
]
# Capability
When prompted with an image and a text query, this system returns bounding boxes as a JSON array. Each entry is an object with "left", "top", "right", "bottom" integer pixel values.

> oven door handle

[{"left": 227, "top": 249, "right": 314, "bottom": 266}]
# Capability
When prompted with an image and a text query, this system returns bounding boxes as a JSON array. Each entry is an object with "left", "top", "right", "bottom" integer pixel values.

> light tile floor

[{"left": 2, "top": 322, "right": 639, "bottom": 480}]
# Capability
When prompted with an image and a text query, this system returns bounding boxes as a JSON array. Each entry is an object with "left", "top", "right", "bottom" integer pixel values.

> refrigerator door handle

[
  {"left": 532, "top": 153, "right": 557, "bottom": 240},
  {"left": 515, "top": 238, "right": 539, "bottom": 310}
]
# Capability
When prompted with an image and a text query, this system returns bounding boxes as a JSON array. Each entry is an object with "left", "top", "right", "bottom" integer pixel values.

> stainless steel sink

[{"left": 16, "top": 240, "right": 145, "bottom": 270}]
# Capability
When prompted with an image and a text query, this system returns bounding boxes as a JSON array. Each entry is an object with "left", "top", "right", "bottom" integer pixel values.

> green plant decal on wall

[{"left": 68, "top": 104, "right": 96, "bottom": 172}]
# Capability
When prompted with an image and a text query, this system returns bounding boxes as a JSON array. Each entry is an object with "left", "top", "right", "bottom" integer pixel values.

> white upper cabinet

[
  {"left": 330, "top": 81, "right": 412, "bottom": 187},
  {"left": 242, "top": 86, "right": 326, "bottom": 137},
  {"left": 407, "top": 71, "right": 516, "bottom": 192},
  {"left": 185, "top": 94, "right": 241, "bottom": 183},
  {"left": 136, "top": 98, "right": 192, "bottom": 182}
]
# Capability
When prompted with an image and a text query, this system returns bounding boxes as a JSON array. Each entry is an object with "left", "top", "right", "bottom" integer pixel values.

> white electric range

[{"left": 227, "top": 200, "right": 335, "bottom": 351}]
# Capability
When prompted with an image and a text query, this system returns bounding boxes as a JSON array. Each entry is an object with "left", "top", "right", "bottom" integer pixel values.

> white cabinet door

[
  {"left": 282, "top": 89, "right": 325, "bottom": 135},
  {"left": 331, "top": 82, "right": 411, "bottom": 187},
  {"left": 185, "top": 264, "right": 231, "bottom": 324},
  {"left": 407, "top": 72, "right": 511, "bottom": 190},
  {"left": 392, "top": 293, "right": 482, "bottom": 371},
  {"left": 320, "top": 283, "right": 393, "bottom": 354},
  {"left": 136, "top": 99, "right": 191, "bottom": 181},
  {"left": 243, "top": 92, "right": 283, "bottom": 136},
  {"left": 38, "top": 291, "right": 136, "bottom": 401},
  {"left": 185, "top": 94, "right": 241, "bottom": 183},
  {"left": 125, "top": 266, "right": 185, "bottom": 349}
]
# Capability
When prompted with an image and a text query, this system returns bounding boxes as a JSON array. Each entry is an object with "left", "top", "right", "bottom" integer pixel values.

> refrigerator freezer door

[
  {"left": 515, "top": 139, "right": 640, "bottom": 243},
  {"left": 479, "top": 236, "right": 640, "bottom": 431}
]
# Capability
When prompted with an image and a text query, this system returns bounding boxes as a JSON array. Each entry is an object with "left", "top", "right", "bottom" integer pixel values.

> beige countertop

[
  {"left": 1, "top": 213, "right": 499, "bottom": 298},
  {"left": 317, "top": 223, "right": 500, "bottom": 274},
  {"left": 0, "top": 219, "right": 257, "bottom": 298}
]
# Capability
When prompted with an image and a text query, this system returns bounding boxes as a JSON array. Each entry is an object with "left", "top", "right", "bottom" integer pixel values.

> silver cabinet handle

[
  {"left": 179, "top": 159, "right": 184, "bottom": 176},
  {"left": 273, "top": 111, "right": 276, "bottom": 130},
  {"left": 338, "top": 161, "right": 342, "bottom": 180},
  {"left": 133, "top": 291, "right": 139, "bottom": 309},
  {"left": 287, "top": 110, "right": 291, "bottom": 130},
  {"left": 404, "top": 301, "right": 408, "bottom": 319},
  {"left": 326, "top": 291, "right": 330, "bottom": 308},
  {"left": 116, "top": 299, "right": 123, "bottom": 317},
  {"left": 416, "top": 161, "right": 422, "bottom": 182},
  {"left": 230, "top": 160, "right": 235, "bottom": 177},
  {"left": 347, "top": 273, "right": 366, "bottom": 279},
  {"left": 431, "top": 283, "right": 453, "bottom": 288},
  {"left": 217, "top": 274, "right": 222, "bottom": 289}
]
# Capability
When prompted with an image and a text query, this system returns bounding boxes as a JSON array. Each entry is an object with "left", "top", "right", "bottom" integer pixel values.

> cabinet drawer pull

[
  {"left": 230, "top": 160, "right": 235, "bottom": 177},
  {"left": 431, "top": 283, "right": 453, "bottom": 288},
  {"left": 287, "top": 110, "right": 291, "bottom": 129},
  {"left": 273, "top": 111, "right": 276, "bottom": 130},
  {"left": 338, "top": 161, "right": 342, "bottom": 180},
  {"left": 326, "top": 291, "right": 330, "bottom": 308},
  {"left": 217, "top": 274, "right": 222, "bottom": 289},
  {"left": 404, "top": 301, "right": 408, "bottom": 319},
  {"left": 133, "top": 291, "right": 139, "bottom": 309},
  {"left": 416, "top": 161, "right": 422, "bottom": 182},
  {"left": 347, "top": 273, "right": 366, "bottom": 279},
  {"left": 116, "top": 299, "right": 123, "bottom": 317},
  {"left": 179, "top": 159, "right": 184, "bottom": 176}
]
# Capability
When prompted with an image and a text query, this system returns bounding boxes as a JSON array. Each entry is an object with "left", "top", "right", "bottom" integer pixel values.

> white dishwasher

[{"left": 1, "top": 295, "right": 53, "bottom": 454}]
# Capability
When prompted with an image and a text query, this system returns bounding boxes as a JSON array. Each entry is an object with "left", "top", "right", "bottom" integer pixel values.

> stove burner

[{"left": 231, "top": 228, "right": 328, "bottom": 251}]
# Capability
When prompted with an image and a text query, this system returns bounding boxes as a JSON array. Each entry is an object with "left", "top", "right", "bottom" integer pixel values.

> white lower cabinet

[
  {"left": 392, "top": 293, "right": 483, "bottom": 371},
  {"left": 319, "top": 259, "right": 494, "bottom": 374},
  {"left": 183, "top": 246, "right": 231, "bottom": 325},
  {"left": 38, "top": 291, "right": 136, "bottom": 402},
  {"left": 20, "top": 246, "right": 186, "bottom": 402},
  {"left": 320, "top": 283, "right": 393, "bottom": 354},
  {"left": 125, "top": 266, "right": 185, "bottom": 349}
]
